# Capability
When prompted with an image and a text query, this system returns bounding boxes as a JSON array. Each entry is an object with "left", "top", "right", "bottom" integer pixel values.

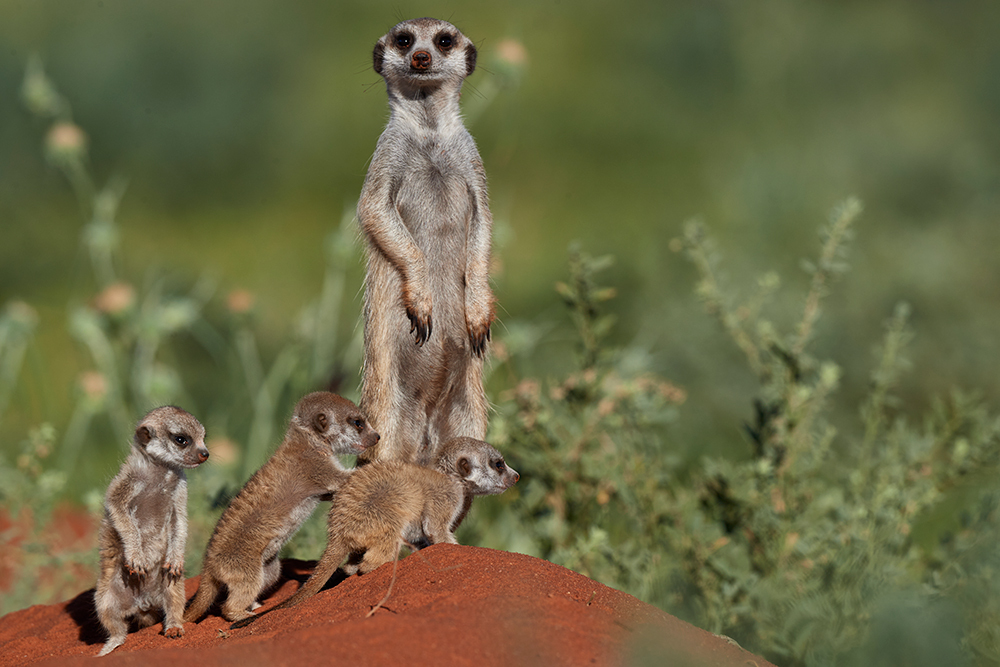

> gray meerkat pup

[
  {"left": 183, "top": 392, "right": 379, "bottom": 623},
  {"left": 230, "top": 437, "right": 517, "bottom": 628},
  {"left": 358, "top": 18, "right": 495, "bottom": 466},
  {"left": 94, "top": 406, "right": 210, "bottom": 656}
]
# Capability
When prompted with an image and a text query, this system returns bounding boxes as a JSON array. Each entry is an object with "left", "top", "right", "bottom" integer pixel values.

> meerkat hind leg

[
  {"left": 357, "top": 540, "right": 402, "bottom": 575},
  {"left": 220, "top": 575, "right": 264, "bottom": 621},
  {"left": 163, "top": 580, "right": 186, "bottom": 638}
]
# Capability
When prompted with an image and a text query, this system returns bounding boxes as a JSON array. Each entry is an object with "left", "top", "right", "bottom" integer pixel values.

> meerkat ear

[
  {"left": 136, "top": 425, "right": 153, "bottom": 448},
  {"left": 464, "top": 42, "right": 477, "bottom": 77},
  {"left": 457, "top": 457, "right": 472, "bottom": 478},
  {"left": 312, "top": 411, "right": 329, "bottom": 434},
  {"left": 373, "top": 41, "right": 386, "bottom": 75}
]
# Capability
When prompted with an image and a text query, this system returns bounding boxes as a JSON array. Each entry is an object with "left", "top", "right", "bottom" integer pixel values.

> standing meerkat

[
  {"left": 230, "top": 437, "right": 517, "bottom": 627},
  {"left": 358, "top": 18, "right": 494, "bottom": 466},
  {"left": 94, "top": 406, "right": 209, "bottom": 656},
  {"left": 183, "top": 392, "right": 379, "bottom": 623}
]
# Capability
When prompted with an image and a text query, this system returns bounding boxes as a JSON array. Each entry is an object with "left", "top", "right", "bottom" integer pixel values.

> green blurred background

[{"left": 2, "top": 0, "right": 1000, "bottom": 494}]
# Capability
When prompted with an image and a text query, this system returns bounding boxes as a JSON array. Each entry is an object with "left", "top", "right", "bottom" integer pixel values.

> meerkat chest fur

[{"left": 392, "top": 131, "right": 475, "bottom": 247}]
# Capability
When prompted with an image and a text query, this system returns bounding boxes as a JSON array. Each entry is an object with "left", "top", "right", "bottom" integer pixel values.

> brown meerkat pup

[
  {"left": 94, "top": 406, "right": 209, "bottom": 656},
  {"left": 230, "top": 437, "right": 517, "bottom": 628},
  {"left": 183, "top": 392, "right": 379, "bottom": 623},
  {"left": 358, "top": 18, "right": 495, "bottom": 466}
]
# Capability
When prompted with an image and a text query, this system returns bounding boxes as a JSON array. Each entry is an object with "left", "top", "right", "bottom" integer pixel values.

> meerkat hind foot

[{"left": 97, "top": 636, "right": 125, "bottom": 657}]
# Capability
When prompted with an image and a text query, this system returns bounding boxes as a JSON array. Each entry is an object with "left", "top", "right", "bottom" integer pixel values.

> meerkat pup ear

[
  {"left": 313, "top": 411, "right": 329, "bottom": 434},
  {"left": 136, "top": 425, "right": 154, "bottom": 447},
  {"left": 456, "top": 457, "right": 472, "bottom": 478}
]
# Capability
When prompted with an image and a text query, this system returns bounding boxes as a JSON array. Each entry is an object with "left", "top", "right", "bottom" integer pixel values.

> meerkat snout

[{"left": 411, "top": 50, "right": 431, "bottom": 70}]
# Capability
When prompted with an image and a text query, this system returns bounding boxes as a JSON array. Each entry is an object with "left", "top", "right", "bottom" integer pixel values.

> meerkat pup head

[
  {"left": 134, "top": 406, "right": 209, "bottom": 469},
  {"left": 437, "top": 437, "right": 519, "bottom": 496},
  {"left": 373, "top": 18, "right": 477, "bottom": 93},
  {"left": 290, "top": 391, "right": 380, "bottom": 456}
]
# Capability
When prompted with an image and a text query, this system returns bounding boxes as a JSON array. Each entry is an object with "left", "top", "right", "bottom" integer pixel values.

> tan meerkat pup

[
  {"left": 94, "top": 406, "right": 209, "bottom": 656},
  {"left": 183, "top": 392, "right": 379, "bottom": 623},
  {"left": 230, "top": 437, "right": 517, "bottom": 628},
  {"left": 358, "top": 18, "right": 495, "bottom": 467}
]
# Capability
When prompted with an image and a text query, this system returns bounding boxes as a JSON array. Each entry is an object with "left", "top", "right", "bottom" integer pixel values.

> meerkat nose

[
  {"left": 197, "top": 448, "right": 210, "bottom": 463},
  {"left": 411, "top": 51, "right": 431, "bottom": 69}
]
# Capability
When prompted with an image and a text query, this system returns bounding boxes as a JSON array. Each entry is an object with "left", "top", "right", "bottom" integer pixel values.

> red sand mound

[{"left": 0, "top": 545, "right": 774, "bottom": 667}]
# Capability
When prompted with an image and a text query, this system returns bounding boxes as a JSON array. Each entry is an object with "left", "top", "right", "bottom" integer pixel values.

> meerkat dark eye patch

[
  {"left": 351, "top": 418, "right": 365, "bottom": 431},
  {"left": 493, "top": 458, "right": 506, "bottom": 472},
  {"left": 172, "top": 434, "right": 190, "bottom": 447},
  {"left": 395, "top": 32, "right": 413, "bottom": 49},
  {"left": 435, "top": 33, "right": 454, "bottom": 50}
]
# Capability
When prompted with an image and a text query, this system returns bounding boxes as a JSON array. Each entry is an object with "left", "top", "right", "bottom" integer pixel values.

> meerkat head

[
  {"left": 291, "top": 391, "right": 380, "bottom": 456},
  {"left": 436, "top": 437, "right": 519, "bottom": 496},
  {"left": 134, "top": 406, "right": 209, "bottom": 469},
  {"left": 373, "top": 18, "right": 477, "bottom": 94}
]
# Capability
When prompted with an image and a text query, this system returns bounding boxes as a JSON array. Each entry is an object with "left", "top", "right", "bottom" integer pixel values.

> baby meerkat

[
  {"left": 183, "top": 392, "right": 379, "bottom": 623},
  {"left": 94, "top": 406, "right": 209, "bottom": 656},
  {"left": 230, "top": 437, "right": 517, "bottom": 627},
  {"left": 358, "top": 18, "right": 495, "bottom": 466}
]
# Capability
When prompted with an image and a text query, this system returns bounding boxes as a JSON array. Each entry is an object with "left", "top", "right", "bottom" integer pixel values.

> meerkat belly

[
  {"left": 398, "top": 172, "right": 470, "bottom": 341},
  {"left": 398, "top": 152, "right": 471, "bottom": 276},
  {"left": 131, "top": 573, "right": 169, "bottom": 609}
]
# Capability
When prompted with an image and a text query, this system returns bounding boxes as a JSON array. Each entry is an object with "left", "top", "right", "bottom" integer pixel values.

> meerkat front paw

[
  {"left": 465, "top": 290, "right": 494, "bottom": 357},
  {"left": 162, "top": 562, "right": 184, "bottom": 583},
  {"left": 403, "top": 287, "right": 433, "bottom": 346},
  {"left": 467, "top": 319, "right": 491, "bottom": 357},
  {"left": 124, "top": 560, "right": 148, "bottom": 583}
]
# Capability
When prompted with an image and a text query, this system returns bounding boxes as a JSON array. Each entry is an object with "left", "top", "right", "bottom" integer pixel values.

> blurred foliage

[
  {"left": 469, "top": 209, "right": 1000, "bottom": 666},
  {"left": 2, "top": 3, "right": 1000, "bottom": 666}
]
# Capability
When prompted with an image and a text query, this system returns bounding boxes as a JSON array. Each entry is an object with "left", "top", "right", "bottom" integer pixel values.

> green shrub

[{"left": 469, "top": 202, "right": 1000, "bottom": 666}]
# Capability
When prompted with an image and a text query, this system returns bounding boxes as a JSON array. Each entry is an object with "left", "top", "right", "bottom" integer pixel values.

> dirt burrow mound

[{"left": 0, "top": 545, "right": 774, "bottom": 667}]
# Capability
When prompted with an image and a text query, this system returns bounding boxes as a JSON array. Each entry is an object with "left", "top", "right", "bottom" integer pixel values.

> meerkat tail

[
  {"left": 183, "top": 576, "right": 221, "bottom": 623},
  {"left": 230, "top": 544, "right": 350, "bottom": 630}
]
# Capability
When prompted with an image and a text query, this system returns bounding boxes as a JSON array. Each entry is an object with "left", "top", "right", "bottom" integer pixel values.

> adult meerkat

[
  {"left": 230, "top": 438, "right": 517, "bottom": 627},
  {"left": 358, "top": 18, "right": 494, "bottom": 466},
  {"left": 94, "top": 406, "right": 209, "bottom": 656},
  {"left": 184, "top": 392, "right": 379, "bottom": 623}
]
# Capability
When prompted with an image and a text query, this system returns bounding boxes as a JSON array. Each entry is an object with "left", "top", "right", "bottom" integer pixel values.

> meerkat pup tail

[
  {"left": 229, "top": 540, "right": 353, "bottom": 629},
  {"left": 180, "top": 571, "right": 223, "bottom": 627},
  {"left": 94, "top": 406, "right": 209, "bottom": 656}
]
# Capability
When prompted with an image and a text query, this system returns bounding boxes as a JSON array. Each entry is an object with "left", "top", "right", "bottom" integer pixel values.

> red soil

[{"left": 0, "top": 545, "right": 774, "bottom": 667}]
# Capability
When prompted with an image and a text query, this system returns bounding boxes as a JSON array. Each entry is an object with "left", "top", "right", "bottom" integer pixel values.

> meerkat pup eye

[
  {"left": 395, "top": 33, "right": 412, "bottom": 49},
  {"left": 435, "top": 33, "right": 454, "bottom": 50},
  {"left": 351, "top": 418, "right": 365, "bottom": 431},
  {"left": 173, "top": 434, "right": 190, "bottom": 448}
]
